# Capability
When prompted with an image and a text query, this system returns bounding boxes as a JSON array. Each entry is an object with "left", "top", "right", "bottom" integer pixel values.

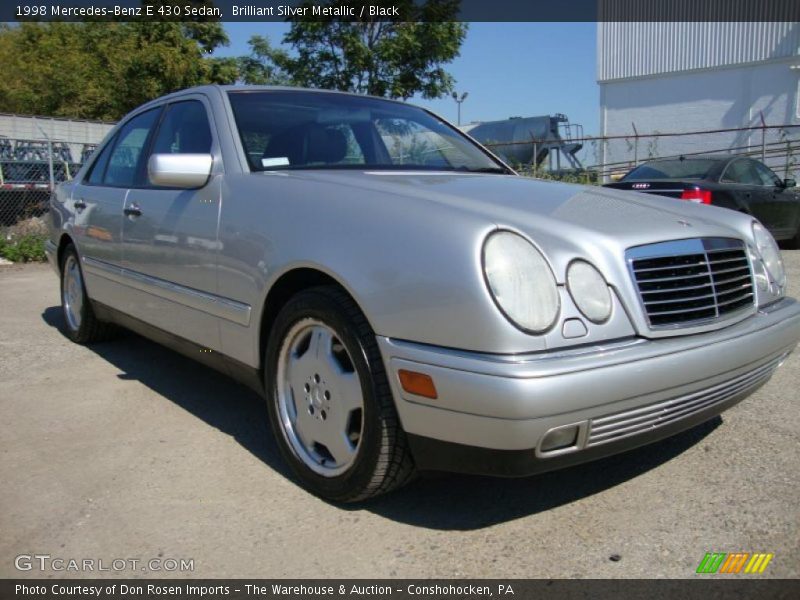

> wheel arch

[
  {"left": 257, "top": 267, "right": 373, "bottom": 371},
  {"left": 56, "top": 233, "right": 77, "bottom": 271}
]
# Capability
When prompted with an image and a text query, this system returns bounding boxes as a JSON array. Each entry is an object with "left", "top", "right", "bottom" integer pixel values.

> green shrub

[
  {"left": 1, "top": 216, "right": 49, "bottom": 263},
  {"left": 516, "top": 165, "right": 600, "bottom": 185},
  {"left": 0, "top": 233, "right": 47, "bottom": 263}
]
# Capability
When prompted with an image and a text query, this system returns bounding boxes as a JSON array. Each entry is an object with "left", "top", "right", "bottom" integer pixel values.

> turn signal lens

[{"left": 398, "top": 370, "right": 438, "bottom": 399}]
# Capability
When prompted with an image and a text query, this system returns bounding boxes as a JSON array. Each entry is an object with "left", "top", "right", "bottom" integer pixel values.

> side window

[
  {"left": 721, "top": 160, "right": 760, "bottom": 185},
  {"left": 85, "top": 137, "right": 115, "bottom": 185},
  {"left": 151, "top": 101, "right": 213, "bottom": 155},
  {"left": 104, "top": 108, "right": 160, "bottom": 187},
  {"left": 751, "top": 161, "right": 780, "bottom": 187}
]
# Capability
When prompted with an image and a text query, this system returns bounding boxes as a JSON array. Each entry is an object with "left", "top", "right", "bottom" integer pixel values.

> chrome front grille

[
  {"left": 628, "top": 238, "right": 755, "bottom": 328},
  {"left": 586, "top": 353, "right": 787, "bottom": 448}
]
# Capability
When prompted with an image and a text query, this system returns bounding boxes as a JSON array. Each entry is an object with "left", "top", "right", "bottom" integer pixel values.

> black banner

[
  {"left": 4, "top": 0, "right": 800, "bottom": 23},
  {"left": 3, "top": 579, "right": 800, "bottom": 600}
]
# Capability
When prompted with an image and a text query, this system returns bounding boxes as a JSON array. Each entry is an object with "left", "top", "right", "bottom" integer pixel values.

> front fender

[{"left": 218, "top": 174, "right": 562, "bottom": 367}]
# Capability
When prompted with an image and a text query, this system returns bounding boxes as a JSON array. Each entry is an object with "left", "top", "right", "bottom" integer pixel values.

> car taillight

[{"left": 680, "top": 187, "right": 712, "bottom": 204}]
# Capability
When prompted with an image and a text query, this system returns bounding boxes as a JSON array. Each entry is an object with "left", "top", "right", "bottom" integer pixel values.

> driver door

[{"left": 119, "top": 97, "right": 225, "bottom": 350}]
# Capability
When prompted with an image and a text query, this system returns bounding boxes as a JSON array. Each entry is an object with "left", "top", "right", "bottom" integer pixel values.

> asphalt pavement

[{"left": 1, "top": 252, "right": 798, "bottom": 579}]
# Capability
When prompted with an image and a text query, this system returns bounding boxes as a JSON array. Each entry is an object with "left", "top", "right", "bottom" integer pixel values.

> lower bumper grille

[{"left": 586, "top": 353, "right": 787, "bottom": 447}]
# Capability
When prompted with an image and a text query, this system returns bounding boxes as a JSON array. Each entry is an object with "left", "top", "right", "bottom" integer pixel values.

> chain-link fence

[
  {"left": 484, "top": 123, "right": 800, "bottom": 184},
  {"left": 3, "top": 123, "right": 799, "bottom": 230},
  {"left": 0, "top": 137, "right": 97, "bottom": 227}
]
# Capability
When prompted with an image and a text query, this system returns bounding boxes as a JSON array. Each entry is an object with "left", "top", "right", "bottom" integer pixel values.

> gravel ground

[{"left": 0, "top": 252, "right": 798, "bottom": 579}]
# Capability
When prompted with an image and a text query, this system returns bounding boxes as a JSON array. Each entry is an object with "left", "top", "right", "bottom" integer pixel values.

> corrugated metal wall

[
  {"left": 598, "top": 20, "right": 800, "bottom": 82},
  {"left": 0, "top": 113, "right": 114, "bottom": 145}
]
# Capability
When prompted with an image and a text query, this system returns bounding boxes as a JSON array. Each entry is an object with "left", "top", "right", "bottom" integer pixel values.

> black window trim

[
  {"left": 82, "top": 105, "right": 164, "bottom": 189},
  {"left": 83, "top": 131, "right": 117, "bottom": 186}
]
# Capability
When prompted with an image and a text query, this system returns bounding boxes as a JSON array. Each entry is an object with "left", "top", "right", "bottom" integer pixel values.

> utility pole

[{"left": 452, "top": 91, "right": 468, "bottom": 126}]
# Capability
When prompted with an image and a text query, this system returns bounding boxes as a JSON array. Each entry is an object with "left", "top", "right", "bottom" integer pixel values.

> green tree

[
  {"left": 237, "top": 35, "right": 293, "bottom": 86},
  {"left": 243, "top": 0, "right": 467, "bottom": 100},
  {"left": 0, "top": 15, "right": 236, "bottom": 121}
]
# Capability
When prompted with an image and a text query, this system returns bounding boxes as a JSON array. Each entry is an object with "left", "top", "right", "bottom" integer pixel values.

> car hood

[{"left": 265, "top": 171, "right": 752, "bottom": 270}]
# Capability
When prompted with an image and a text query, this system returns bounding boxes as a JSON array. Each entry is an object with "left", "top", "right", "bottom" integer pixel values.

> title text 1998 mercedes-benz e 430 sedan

[{"left": 47, "top": 86, "right": 800, "bottom": 501}]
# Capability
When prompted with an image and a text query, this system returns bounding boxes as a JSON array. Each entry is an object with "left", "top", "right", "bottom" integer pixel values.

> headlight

[
  {"left": 567, "top": 260, "right": 612, "bottom": 323},
  {"left": 483, "top": 231, "right": 560, "bottom": 333},
  {"left": 752, "top": 221, "right": 786, "bottom": 289}
]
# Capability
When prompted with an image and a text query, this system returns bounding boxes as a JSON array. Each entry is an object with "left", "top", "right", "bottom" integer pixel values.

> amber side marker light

[{"left": 398, "top": 369, "right": 438, "bottom": 399}]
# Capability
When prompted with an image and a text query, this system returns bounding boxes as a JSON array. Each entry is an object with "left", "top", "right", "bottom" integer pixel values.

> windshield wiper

[{"left": 448, "top": 166, "right": 509, "bottom": 174}]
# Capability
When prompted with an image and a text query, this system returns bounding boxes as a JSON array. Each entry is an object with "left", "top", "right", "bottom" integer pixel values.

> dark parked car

[{"left": 605, "top": 155, "right": 800, "bottom": 247}]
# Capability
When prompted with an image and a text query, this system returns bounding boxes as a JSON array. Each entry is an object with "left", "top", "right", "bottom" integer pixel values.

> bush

[
  {"left": 515, "top": 165, "right": 600, "bottom": 185},
  {"left": 1, "top": 216, "right": 48, "bottom": 263}
]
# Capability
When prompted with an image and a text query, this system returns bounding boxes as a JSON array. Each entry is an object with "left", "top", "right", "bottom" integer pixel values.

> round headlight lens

[
  {"left": 483, "top": 231, "right": 560, "bottom": 333},
  {"left": 567, "top": 260, "right": 612, "bottom": 323},
  {"left": 752, "top": 221, "right": 786, "bottom": 289}
]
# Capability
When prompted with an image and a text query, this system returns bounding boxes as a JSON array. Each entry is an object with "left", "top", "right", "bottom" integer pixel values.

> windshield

[
  {"left": 228, "top": 90, "right": 507, "bottom": 173},
  {"left": 623, "top": 159, "right": 718, "bottom": 180}
]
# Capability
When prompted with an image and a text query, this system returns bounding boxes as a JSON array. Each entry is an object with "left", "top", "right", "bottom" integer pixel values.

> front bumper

[{"left": 377, "top": 297, "right": 800, "bottom": 476}]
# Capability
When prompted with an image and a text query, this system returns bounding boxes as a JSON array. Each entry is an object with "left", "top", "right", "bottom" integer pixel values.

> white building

[{"left": 597, "top": 20, "right": 800, "bottom": 180}]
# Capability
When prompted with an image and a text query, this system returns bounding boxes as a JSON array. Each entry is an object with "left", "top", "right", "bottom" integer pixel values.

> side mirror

[
  {"left": 148, "top": 153, "right": 212, "bottom": 189},
  {"left": 782, "top": 178, "right": 796, "bottom": 188}
]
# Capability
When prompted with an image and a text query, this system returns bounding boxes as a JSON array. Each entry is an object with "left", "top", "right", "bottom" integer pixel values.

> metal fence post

[
  {"left": 35, "top": 122, "right": 55, "bottom": 192},
  {"left": 785, "top": 134, "right": 791, "bottom": 178},
  {"left": 632, "top": 122, "right": 639, "bottom": 166},
  {"left": 760, "top": 112, "right": 766, "bottom": 164},
  {"left": 47, "top": 138, "right": 54, "bottom": 191}
]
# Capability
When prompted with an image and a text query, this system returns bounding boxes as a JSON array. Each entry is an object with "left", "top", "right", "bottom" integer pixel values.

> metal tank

[{"left": 463, "top": 114, "right": 584, "bottom": 170}]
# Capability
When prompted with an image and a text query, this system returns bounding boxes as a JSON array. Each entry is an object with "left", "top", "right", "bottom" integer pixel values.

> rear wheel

[
  {"left": 265, "top": 286, "right": 415, "bottom": 502},
  {"left": 60, "top": 245, "right": 117, "bottom": 343}
]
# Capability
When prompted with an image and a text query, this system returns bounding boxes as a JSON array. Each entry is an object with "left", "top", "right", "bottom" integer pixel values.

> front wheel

[{"left": 265, "top": 286, "right": 415, "bottom": 502}]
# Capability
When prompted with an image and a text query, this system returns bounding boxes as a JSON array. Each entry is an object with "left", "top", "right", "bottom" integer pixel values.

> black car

[{"left": 604, "top": 155, "right": 800, "bottom": 247}]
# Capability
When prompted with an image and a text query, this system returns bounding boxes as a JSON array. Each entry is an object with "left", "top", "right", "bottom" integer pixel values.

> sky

[{"left": 216, "top": 22, "right": 601, "bottom": 135}]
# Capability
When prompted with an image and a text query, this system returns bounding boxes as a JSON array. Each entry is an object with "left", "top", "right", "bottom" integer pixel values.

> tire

[
  {"left": 265, "top": 285, "right": 415, "bottom": 502},
  {"left": 60, "top": 244, "right": 118, "bottom": 344}
]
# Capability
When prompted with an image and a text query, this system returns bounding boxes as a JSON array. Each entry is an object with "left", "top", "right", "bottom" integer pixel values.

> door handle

[
  {"left": 123, "top": 203, "right": 142, "bottom": 217},
  {"left": 74, "top": 199, "right": 86, "bottom": 210}
]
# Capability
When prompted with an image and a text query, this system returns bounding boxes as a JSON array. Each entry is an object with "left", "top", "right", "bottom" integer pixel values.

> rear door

[
  {"left": 71, "top": 108, "right": 161, "bottom": 308},
  {"left": 720, "top": 158, "right": 775, "bottom": 227},
  {"left": 751, "top": 160, "right": 798, "bottom": 239},
  {"left": 119, "top": 96, "right": 224, "bottom": 350}
]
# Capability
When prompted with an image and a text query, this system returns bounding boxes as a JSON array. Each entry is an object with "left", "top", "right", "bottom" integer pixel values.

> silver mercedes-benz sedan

[{"left": 46, "top": 85, "right": 800, "bottom": 501}]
